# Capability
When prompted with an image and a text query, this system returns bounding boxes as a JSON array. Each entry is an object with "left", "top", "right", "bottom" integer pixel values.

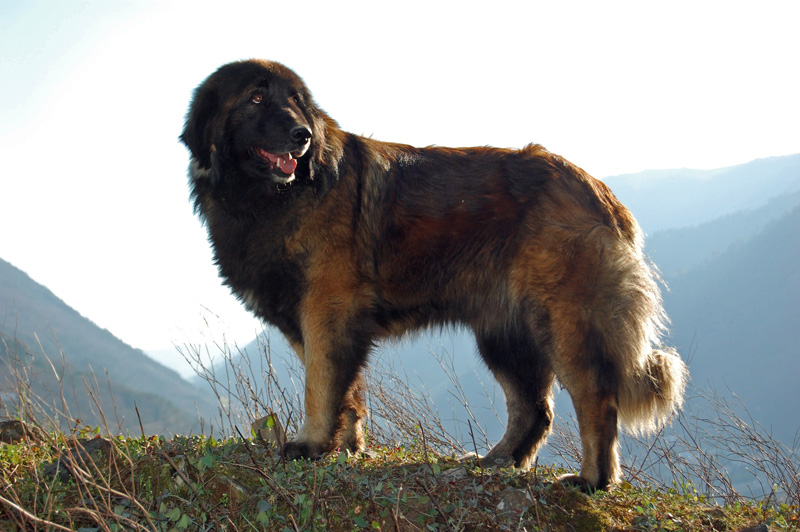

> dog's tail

[
  {"left": 618, "top": 346, "right": 688, "bottom": 434},
  {"left": 597, "top": 231, "right": 689, "bottom": 434}
]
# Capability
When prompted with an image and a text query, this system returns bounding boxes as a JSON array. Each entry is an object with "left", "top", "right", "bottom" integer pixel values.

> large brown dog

[{"left": 181, "top": 59, "right": 687, "bottom": 490}]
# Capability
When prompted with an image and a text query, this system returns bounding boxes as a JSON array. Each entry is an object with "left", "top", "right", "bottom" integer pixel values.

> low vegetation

[{"left": 1, "top": 337, "right": 798, "bottom": 531}]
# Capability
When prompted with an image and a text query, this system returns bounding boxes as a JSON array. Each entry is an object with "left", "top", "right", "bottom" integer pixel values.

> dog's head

[{"left": 181, "top": 60, "right": 330, "bottom": 187}]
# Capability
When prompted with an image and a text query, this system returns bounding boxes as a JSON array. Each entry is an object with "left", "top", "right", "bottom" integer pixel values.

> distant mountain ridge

[
  {"left": 0, "top": 257, "right": 216, "bottom": 434},
  {"left": 647, "top": 191, "right": 800, "bottom": 277},
  {"left": 603, "top": 153, "right": 800, "bottom": 234},
  {"left": 662, "top": 205, "right": 800, "bottom": 443}
]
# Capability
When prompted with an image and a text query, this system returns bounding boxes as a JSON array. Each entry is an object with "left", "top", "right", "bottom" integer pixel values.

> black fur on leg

[
  {"left": 477, "top": 320, "right": 555, "bottom": 469},
  {"left": 282, "top": 441, "right": 326, "bottom": 461}
]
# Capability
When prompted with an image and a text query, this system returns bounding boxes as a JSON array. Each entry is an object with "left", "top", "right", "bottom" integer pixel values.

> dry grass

[{"left": 1, "top": 332, "right": 798, "bottom": 531}]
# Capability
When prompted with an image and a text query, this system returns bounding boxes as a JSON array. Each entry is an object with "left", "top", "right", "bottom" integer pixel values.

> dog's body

[{"left": 181, "top": 59, "right": 687, "bottom": 490}]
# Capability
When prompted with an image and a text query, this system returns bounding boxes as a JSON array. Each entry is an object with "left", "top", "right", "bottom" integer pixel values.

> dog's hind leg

[
  {"left": 477, "top": 327, "right": 555, "bottom": 469},
  {"left": 552, "top": 326, "right": 622, "bottom": 490}
]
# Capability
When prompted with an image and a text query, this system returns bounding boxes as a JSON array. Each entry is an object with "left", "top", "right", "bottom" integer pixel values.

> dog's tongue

[
  {"left": 257, "top": 149, "right": 298, "bottom": 175},
  {"left": 276, "top": 154, "right": 297, "bottom": 175}
]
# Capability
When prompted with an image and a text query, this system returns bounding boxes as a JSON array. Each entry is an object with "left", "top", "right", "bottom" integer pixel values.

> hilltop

[{"left": 0, "top": 419, "right": 795, "bottom": 531}]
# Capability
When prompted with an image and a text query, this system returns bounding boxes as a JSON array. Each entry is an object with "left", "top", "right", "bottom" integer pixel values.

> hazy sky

[{"left": 1, "top": 1, "right": 798, "bottom": 358}]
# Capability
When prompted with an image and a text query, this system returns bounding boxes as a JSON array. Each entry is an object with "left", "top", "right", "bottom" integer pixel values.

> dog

[{"left": 181, "top": 59, "right": 687, "bottom": 490}]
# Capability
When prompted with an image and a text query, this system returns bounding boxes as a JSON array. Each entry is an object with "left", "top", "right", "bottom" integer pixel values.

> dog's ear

[
  {"left": 309, "top": 113, "right": 328, "bottom": 175},
  {"left": 306, "top": 107, "right": 343, "bottom": 182},
  {"left": 180, "top": 85, "right": 219, "bottom": 169}
]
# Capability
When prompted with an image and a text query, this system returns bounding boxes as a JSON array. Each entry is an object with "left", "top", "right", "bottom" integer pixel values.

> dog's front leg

[{"left": 283, "top": 291, "right": 372, "bottom": 460}]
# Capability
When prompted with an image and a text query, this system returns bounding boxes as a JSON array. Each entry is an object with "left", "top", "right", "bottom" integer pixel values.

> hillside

[
  {"left": 647, "top": 191, "right": 800, "bottom": 277},
  {"left": 2, "top": 427, "right": 792, "bottom": 531},
  {"left": 0, "top": 155, "right": 798, "bottom": 527},
  {"left": 0, "top": 257, "right": 217, "bottom": 435},
  {"left": 603, "top": 153, "right": 800, "bottom": 234},
  {"left": 663, "top": 206, "right": 800, "bottom": 443}
]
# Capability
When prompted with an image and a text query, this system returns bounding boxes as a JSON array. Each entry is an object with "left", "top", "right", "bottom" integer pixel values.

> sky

[{"left": 1, "top": 1, "right": 798, "bottom": 372}]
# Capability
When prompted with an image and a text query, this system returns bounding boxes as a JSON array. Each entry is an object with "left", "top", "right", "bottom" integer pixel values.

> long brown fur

[{"left": 181, "top": 59, "right": 688, "bottom": 490}]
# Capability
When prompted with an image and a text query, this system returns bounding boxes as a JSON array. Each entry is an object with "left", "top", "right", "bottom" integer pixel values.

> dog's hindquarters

[
  {"left": 502, "top": 215, "right": 686, "bottom": 488},
  {"left": 565, "top": 226, "right": 686, "bottom": 488}
]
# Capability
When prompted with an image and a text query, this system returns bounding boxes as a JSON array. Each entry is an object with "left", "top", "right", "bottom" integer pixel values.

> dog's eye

[
  {"left": 251, "top": 92, "right": 264, "bottom": 104},
  {"left": 291, "top": 92, "right": 302, "bottom": 106}
]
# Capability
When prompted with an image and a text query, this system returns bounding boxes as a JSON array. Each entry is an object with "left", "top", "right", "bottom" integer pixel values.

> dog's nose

[{"left": 290, "top": 125, "right": 312, "bottom": 144}]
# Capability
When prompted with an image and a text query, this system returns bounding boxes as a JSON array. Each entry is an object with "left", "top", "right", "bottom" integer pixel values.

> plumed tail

[
  {"left": 618, "top": 347, "right": 688, "bottom": 434},
  {"left": 590, "top": 225, "right": 689, "bottom": 435}
]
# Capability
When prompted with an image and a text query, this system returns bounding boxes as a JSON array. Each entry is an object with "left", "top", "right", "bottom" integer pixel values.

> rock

[
  {"left": 361, "top": 449, "right": 381, "bottom": 459},
  {"left": 495, "top": 487, "right": 532, "bottom": 518},
  {"left": 702, "top": 506, "right": 727, "bottom": 531},
  {"left": 0, "top": 419, "right": 47, "bottom": 444},
  {"left": 737, "top": 525, "right": 769, "bottom": 532},
  {"left": 167, "top": 454, "right": 188, "bottom": 491},
  {"left": 207, "top": 474, "right": 248, "bottom": 504},
  {"left": 481, "top": 453, "right": 515, "bottom": 469},
  {"left": 251, "top": 414, "right": 285, "bottom": 448},
  {"left": 437, "top": 466, "right": 469, "bottom": 483},
  {"left": 42, "top": 437, "right": 115, "bottom": 483},
  {"left": 170, "top": 454, "right": 187, "bottom": 472}
]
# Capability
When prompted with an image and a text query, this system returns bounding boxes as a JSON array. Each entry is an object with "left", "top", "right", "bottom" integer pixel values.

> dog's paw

[
  {"left": 556, "top": 473, "right": 595, "bottom": 492},
  {"left": 282, "top": 441, "right": 326, "bottom": 461}
]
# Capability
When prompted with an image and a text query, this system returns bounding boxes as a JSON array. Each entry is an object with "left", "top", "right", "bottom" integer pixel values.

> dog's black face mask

[
  {"left": 226, "top": 81, "right": 313, "bottom": 185},
  {"left": 181, "top": 60, "right": 327, "bottom": 187}
]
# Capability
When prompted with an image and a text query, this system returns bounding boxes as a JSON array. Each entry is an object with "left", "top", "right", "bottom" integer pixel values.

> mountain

[
  {"left": 603, "top": 153, "right": 800, "bottom": 234},
  {"left": 662, "top": 205, "right": 800, "bottom": 443},
  {"left": 646, "top": 192, "right": 800, "bottom": 277},
  {"left": 0, "top": 257, "right": 217, "bottom": 435},
  {"left": 605, "top": 154, "right": 800, "bottom": 442}
]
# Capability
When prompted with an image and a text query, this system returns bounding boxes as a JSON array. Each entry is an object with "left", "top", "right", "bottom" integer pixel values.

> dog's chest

[{"left": 205, "top": 209, "right": 307, "bottom": 340}]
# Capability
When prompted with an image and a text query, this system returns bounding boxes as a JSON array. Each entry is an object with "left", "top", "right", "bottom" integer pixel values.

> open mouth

[{"left": 254, "top": 148, "right": 300, "bottom": 182}]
